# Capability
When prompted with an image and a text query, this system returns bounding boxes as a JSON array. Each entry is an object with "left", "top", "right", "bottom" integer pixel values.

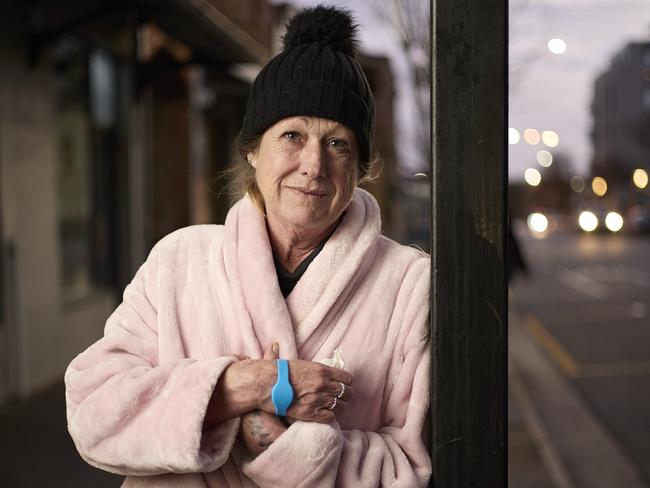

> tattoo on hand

[{"left": 247, "top": 411, "right": 273, "bottom": 451}]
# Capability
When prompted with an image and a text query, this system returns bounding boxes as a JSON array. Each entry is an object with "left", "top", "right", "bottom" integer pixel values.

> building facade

[
  {"left": 591, "top": 42, "right": 650, "bottom": 181},
  {"left": 0, "top": 0, "right": 273, "bottom": 402},
  {"left": 590, "top": 41, "right": 650, "bottom": 212}
]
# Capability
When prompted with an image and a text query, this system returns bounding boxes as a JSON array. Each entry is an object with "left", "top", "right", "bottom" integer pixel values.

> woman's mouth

[{"left": 287, "top": 187, "right": 329, "bottom": 199}]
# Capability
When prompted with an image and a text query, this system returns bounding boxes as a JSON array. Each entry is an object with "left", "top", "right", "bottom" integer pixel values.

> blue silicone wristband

[{"left": 271, "top": 359, "right": 294, "bottom": 416}]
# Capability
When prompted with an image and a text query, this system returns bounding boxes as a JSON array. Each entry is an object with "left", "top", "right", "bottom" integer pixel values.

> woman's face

[{"left": 248, "top": 116, "right": 359, "bottom": 235}]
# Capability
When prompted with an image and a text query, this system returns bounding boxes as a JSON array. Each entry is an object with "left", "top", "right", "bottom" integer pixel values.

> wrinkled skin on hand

[
  {"left": 239, "top": 345, "right": 287, "bottom": 455},
  {"left": 239, "top": 409, "right": 287, "bottom": 456},
  {"left": 276, "top": 358, "right": 352, "bottom": 423},
  {"left": 238, "top": 343, "right": 352, "bottom": 455}
]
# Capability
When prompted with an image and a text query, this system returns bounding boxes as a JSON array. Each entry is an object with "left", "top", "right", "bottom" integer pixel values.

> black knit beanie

[{"left": 240, "top": 5, "right": 375, "bottom": 174}]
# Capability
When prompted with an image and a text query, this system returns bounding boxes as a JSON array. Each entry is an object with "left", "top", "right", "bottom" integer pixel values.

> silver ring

[
  {"left": 328, "top": 396, "right": 338, "bottom": 410},
  {"left": 336, "top": 382, "right": 346, "bottom": 399}
]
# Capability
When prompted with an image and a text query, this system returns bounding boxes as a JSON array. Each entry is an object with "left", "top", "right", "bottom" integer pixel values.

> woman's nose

[{"left": 300, "top": 141, "right": 326, "bottom": 178}]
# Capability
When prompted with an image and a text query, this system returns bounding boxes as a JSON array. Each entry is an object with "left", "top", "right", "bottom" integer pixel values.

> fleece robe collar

[{"left": 218, "top": 188, "right": 381, "bottom": 361}]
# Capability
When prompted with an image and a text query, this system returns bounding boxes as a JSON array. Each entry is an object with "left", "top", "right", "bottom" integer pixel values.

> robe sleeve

[
  {"left": 64, "top": 242, "right": 241, "bottom": 476},
  {"left": 242, "top": 265, "right": 432, "bottom": 488}
]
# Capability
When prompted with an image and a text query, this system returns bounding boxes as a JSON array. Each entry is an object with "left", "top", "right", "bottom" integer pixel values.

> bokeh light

[
  {"left": 632, "top": 168, "right": 648, "bottom": 189},
  {"left": 509, "top": 128, "right": 520, "bottom": 145},
  {"left": 524, "top": 129, "right": 540, "bottom": 145},
  {"left": 541, "top": 130, "right": 559, "bottom": 147},
  {"left": 527, "top": 213, "right": 549, "bottom": 234},
  {"left": 605, "top": 212, "right": 624, "bottom": 232},
  {"left": 578, "top": 211, "right": 598, "bottom": 232},
  {"left": 570, "top": 176, "right": 585, "bottom": 193},
  {"left": 536, "top": 150, "right": 553, "bottom": 167},
  {"left": 524, "top": 168, "right": 542, "bottom": 186},
  {"left": 547, "top": 38, "right": 567, "bottom": 54},
  {"left": 592, "top": 176, "right": 608, "bottom": 196}
]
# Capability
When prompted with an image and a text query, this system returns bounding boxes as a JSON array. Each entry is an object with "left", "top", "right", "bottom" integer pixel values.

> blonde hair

[{"left": 223, "top": 133, "right": 382, "bottom": 215}]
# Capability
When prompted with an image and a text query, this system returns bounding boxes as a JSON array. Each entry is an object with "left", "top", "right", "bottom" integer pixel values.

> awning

[
  {"left": 138, "top": 0, "right": 272, "bottom": 64},
  {"left": 28, "top": 0, "right": 272, "bottom": 65}
]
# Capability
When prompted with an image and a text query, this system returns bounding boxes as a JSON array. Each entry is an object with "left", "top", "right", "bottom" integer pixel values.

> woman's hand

[
  {"left": 287, "top": 359, "right": 353, "bottom": 423},
  {"left": 239, "top": 344, "right": 288, "bottom": 456},
  {"left": 239, "top": 410, "right": 287, "bottom": 456},
  {"left": 205, "top": 344, "right": 353, "bottom": 428},
  {"left": 256, "top": 344, "right": 353, "bottom": 424}
]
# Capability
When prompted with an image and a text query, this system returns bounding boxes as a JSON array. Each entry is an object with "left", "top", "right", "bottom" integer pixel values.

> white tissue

[{"left": 318, "top": 346, "right": 345, "bottom": 370}]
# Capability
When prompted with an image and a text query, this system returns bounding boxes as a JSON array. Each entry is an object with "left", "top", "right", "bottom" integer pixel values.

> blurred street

[{"left": 510, "top": 230, "right": 650, "bottom": 487}]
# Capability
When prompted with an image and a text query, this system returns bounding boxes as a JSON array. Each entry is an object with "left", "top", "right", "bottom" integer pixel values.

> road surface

[{"left": 511, "top": 230, "right": 650, "bottom": 485}]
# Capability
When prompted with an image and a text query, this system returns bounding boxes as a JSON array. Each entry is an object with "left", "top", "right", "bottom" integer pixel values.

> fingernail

[{"left": 272, "top": 342, "right": 279, "bottom": 355}]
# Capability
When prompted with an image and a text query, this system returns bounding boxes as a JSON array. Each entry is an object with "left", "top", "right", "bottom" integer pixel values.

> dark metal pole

[{"left": 430, "top": 0, "right": 508, "bottom": 486}]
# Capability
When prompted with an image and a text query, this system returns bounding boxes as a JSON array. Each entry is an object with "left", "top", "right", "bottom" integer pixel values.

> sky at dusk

[{"left": 509, "top": 0, "right": 650, "bottom": 181}]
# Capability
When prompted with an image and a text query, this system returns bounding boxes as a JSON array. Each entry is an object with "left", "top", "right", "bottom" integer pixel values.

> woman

[{"left": 65, "top": 5, "right": 431, "bottom": 487}]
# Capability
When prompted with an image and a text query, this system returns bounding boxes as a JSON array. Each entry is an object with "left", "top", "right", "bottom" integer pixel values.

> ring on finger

[
  {"left": 336, "top": 382, "right": 346, "bottom": 399},
  {"left": 328, "top": 396, "right": 338, "bottom": 410}
]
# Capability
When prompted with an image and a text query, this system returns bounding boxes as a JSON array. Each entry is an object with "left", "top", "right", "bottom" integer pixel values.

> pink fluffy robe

[{"left": 65, "top": 189, "right": 432, "bottom": 487}]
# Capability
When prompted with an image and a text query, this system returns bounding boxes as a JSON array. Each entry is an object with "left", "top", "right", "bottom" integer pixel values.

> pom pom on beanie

[{"left": 282, "top": 5, "right": 360, "bottom": 57}]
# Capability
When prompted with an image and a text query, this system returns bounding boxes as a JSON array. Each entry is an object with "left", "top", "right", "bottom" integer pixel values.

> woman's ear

[{"left": 247, "top": 152, "right": 256, "bottom": 168}]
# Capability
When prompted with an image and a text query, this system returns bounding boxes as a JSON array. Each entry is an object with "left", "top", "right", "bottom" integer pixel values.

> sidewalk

[
  {"left": 0, "top": 381, "right": 121, "bottom": 487},
  {"left": 509, "top": 310, "right": 647, "bottom": 488},
  {"left": 508, "top": 376, "right": 557, "bottom": 488}
]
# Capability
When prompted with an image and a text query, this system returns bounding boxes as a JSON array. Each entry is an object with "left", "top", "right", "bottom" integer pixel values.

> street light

[
  {"left": 527, "top": 212, "right": 549, "bottom": 235},
  {"left": 536, "top": 150, "right": 553, "bottom": 167},
  {"left": 633, "top": 169, "right": 648, "bottom": 189},
  {"left": 524, "top": 168, "right": 542, "bottom": 186},
  {"left": 547, "top": 38, "right": 567, "bottom": 54},
  {"left": 541, "top": 130, "right": 559, "bottom": 147},
  {"left": 605, "top": 212, "right": 624, "bottom": 232},
  {"left": 578, "top": 211, "right": 598, "bottom": 232},
  {"left": 524, "top": 129, "right": 540, "bottom": 145},
  {"left": 570, "top": 176, "right": 585, "bottom": 193},
  {"left": 592, "top": 176, "right": 607, "bottom": 197},
  {"left": 509, "top": 128, "right": 520, "bottom": 145}
]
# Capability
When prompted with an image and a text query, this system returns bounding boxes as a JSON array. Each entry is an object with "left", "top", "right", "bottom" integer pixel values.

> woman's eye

[
  {"left": 283, "top": 131, "right": 300, "bottom": 142},
  {"left": 329, "top": 139, "right": 349, "bottom": 150}
]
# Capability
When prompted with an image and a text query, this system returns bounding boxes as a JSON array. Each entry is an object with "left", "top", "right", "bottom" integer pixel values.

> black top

[{"left": 274, "top": 239, "right": 327, "bottom": 298}]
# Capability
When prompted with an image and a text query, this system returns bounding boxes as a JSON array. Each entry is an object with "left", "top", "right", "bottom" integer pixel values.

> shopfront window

[
  {"left": 54, "top": 38, "right": 93, "bottom": 302},
  {"left": 54, "top": 38, "right": 119, "bottom": 302}
]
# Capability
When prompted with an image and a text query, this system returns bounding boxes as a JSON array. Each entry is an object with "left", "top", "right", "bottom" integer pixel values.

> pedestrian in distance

[
  {"left": 508, "top": 224, "right": 530, "bottom": 284},
  {"left": 65, "top": 5, "right": 431, "bottom": 487}
]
